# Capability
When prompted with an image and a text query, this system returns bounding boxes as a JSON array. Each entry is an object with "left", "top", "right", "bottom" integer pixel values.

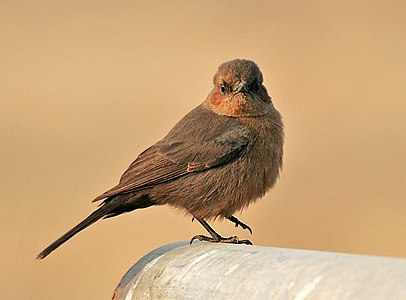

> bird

[{"left": 37, "top": 59, "right": 284, "bottom": 259}]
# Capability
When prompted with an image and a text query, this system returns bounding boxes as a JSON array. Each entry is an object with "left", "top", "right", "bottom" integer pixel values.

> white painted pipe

[{"left": 113, "top": 241, "right": 406, "bottom": 300}]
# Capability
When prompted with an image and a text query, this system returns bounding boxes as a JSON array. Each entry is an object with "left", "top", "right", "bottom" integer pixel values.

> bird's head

[{"left": 205, "top": 59, "right": 274, "bottom": 117}]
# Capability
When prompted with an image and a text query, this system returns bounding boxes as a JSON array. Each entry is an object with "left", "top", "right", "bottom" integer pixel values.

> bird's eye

[
  {"left": 250, "top": 81, "right": 260, "bottom": 92},
  {"left": 220, "top": 82, "right": 230, "bottom": 94}
]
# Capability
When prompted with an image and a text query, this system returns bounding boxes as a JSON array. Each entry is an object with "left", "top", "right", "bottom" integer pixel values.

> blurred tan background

[{"left": 1, "top": 0, "right": 405, "bottom": 299}]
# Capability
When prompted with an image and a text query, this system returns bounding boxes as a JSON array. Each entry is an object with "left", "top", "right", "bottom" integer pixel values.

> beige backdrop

[{"left": 1, "top": 1, "right": 405, "bottom": 299}]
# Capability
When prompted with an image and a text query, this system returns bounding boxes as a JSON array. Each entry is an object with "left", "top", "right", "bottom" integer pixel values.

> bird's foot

[
  {"left": 190, "top": 234, "right": 252, "bottom": 245},
  {"left": 227, "top": 216, "right": 253, "bottom": 234}
]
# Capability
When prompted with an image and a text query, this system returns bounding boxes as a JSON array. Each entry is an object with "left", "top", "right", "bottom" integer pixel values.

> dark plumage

[{"left": 37, "top": 59, "right": 284, "bottom": 259}]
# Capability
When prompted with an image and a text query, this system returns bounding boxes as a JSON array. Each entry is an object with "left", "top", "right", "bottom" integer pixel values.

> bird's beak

[{"left": 234, "top": 81, "right": 249, "bottom": 94}]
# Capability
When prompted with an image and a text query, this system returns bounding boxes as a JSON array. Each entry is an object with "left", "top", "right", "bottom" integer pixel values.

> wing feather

[{"left": 93, "top": 106, "right": 250, "bottom": 202}]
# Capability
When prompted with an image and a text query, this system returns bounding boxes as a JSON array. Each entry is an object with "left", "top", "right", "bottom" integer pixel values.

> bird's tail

[{"left": 37, "top": 201, "right": 117, "bottom": 260}]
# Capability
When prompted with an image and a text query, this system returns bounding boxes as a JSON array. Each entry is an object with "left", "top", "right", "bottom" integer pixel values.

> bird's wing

[{"left": 92, "top": 124, "right": 250, "bottom": 202}]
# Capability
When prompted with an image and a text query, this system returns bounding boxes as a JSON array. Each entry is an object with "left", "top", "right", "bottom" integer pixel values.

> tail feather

[{"left": 37, "top": 201, "right": 116, "bottom": 259}]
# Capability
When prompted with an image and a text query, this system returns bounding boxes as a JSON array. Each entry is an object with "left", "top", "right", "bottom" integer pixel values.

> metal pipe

[{"left": 113, "top": 241, "right": 406, "bottom": 299}]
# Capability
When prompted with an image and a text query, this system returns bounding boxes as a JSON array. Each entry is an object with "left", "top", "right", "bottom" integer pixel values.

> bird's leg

[
  {"left": 190, "top": 217, "right": 252, "bottom": 245},
  {"left": 227, "top": 216, "right": 253, "bottom": 234}
]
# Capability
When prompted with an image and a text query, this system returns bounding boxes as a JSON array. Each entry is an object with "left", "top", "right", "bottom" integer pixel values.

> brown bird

[{"left": 37, "top": 59, "right": 284, "bottom": 259}]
